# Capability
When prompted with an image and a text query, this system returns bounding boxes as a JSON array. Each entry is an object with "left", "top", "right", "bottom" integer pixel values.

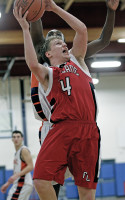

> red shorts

[{"left": 33, "top": 120, "right": 101, "bottom": 189}]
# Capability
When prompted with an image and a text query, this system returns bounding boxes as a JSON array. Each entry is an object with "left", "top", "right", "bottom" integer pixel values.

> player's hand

[
  {"left": 1, "top": 182, "right": 10, "bottom": 193},
  {"left": 13, "top": 6, "right": 29, "bottom": 30},
  {"left": 44, "top": 0, "right": 57, "bottom": 12},
  {"left": 107, "top": 0, "right": 119, "bottom": 11}
]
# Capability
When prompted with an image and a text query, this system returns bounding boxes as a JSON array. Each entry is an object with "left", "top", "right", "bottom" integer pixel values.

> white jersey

[
  {"left": 13, "top": 145, "right": 33, "bottom": 186},
  {"left": 7, "top": 184, "right": 33, "bottom": 200},
  {"left": 7, "top": 146, "right": 33, "bottom": 200}
]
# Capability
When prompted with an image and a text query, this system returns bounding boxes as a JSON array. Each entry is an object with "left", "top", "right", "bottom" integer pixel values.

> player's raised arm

[
  {"left": 13, "top": 7, "right": 49, "bottom": 88},
  {"left": 30, "top": 20, "right": 45, "bottom": 62},
  {"left": 30, "top": 19, "right": 45, "bottom": 48},
  {"left": 45, "top": 0, "right": 87, "bottom": 59},
  {"left": 85, "top": 0, "right": 119, "bottom": 59}
]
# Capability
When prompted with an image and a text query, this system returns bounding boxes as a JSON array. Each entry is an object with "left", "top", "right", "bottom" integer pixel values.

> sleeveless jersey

[
  {"left": 40, "top": 54, "right": 98, "bottom": 123},
  {"left": 13, "top": 145, "right": 33, "bottom": 186}
]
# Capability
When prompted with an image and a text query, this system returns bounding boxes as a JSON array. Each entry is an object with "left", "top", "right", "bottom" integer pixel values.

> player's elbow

[
  {"left": 104, "top": 40, "right": 110, "bottom": 47},
  {"left": 29, "top": 163, "right": 34, "bottom": 172},
  {"left": 31, "top": 165, "right": 34, "bottom": 172},
  {"left": 79, "top": 23, "right": 87, "bottom": 35},
  {"left": 26, "top": 59, "right": 39, "bottom": 73},
  {"left": 99, "top": 36, "right": 111, "bottom": 48},
  {"left": 102, "top": 39, "right": 110, "bottom": 47},
  {"left": 30, "top": 64, "right": 38, "bottom": 73}
]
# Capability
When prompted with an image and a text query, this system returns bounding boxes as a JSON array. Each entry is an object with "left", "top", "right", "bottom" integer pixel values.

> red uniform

[{"left": 33, "top": 54, "right": 101, "bottom": 189}]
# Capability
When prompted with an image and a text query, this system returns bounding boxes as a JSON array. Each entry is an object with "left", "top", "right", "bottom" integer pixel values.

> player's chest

[{"left": 59, "top": 64, "right": 91, "bottom": 88}]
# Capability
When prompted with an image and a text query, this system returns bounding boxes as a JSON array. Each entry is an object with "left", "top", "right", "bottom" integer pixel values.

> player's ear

[{"left": 45, "top": 51, "right": 51, "bottom": 58}]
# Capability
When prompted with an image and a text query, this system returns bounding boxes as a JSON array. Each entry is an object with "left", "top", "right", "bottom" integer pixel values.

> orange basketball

[{"left": 14, "top": 0, "right": 45, "bottom": 22}]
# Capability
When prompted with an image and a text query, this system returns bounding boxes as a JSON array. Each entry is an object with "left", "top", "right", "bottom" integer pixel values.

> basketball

[{"left": 14, "top": 0, "right": 45, "bottom": 22}]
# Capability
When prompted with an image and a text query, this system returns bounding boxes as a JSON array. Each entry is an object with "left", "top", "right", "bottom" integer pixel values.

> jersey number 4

[{"left": 60, "top": 77, "right": 72, "bottom": 96}]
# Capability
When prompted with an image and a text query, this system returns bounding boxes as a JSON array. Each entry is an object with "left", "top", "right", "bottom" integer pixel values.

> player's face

[
  {"left": 48, "top": 38, "right": 70, "bottom": 63},
  {"left": 46, "top": 30, "right": 65, "bottom": 41},
  {"left": 12, "top": 133, "right": 23, "bottom": 147}
]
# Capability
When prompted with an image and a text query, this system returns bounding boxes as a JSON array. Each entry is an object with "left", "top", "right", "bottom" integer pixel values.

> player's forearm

[
  {"left": 23, "top": 29, "right": 39, "bottom": 73},
  {"left": 85, "top": 8, "right": 115, "bottom": 59},
  {"left": 19, "top": 165, "right": 33, "bottom": 177},
  {"left": 53, "top": 5, "right": 86, "bottom": 35},
  {"left": 30, "top": 19, "right": 45, "bottom": 48},
  {"left": 99, "top": 8, "right": 115, "bottom": 44},
  {"left": 9, "top": 165, "right": 33, "bottom": 182},
  {"left": 3, "top": 181, "right": 10, "bottom": 188}
]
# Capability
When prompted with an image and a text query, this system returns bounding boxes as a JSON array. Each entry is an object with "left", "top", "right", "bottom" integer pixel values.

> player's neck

[
  {"left": 15, "top": 144, "right": 22, "bottom": 151},
  {"left": 50, "top": 57, "right": 68, "bottom": 67}
]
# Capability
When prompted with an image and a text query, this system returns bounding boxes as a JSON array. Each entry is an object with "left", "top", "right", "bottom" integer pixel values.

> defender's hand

[
  {"left": 44, "top": 0, "right": 57, "bottom": 12},
  {"left": 107, "top": 0, "right": 119, "bottom": 11}
]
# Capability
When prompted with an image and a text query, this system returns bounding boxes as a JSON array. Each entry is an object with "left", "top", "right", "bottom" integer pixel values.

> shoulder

[
  {"left": 21, "top": 146, "right": 30, "bottom": 157},
  {"left": 21, "top": 146, "right": 30, "bottom": 152},
  {"left": 48, "top": 66, "right": 60, "bottom": 78},
  {"left": 20, "top": 146, "right": 31, "bottom": 162}
]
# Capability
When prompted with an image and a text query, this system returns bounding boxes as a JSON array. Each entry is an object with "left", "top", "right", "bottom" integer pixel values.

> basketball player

[
  {"left": 13, "top": 0, "right": 118, "bottom": 199},
  {"left": 1, "top": 130, "right": 33, "bottom": 200},
  {"left": 30, "top": 0, "right": 119, "bottom": 197}
]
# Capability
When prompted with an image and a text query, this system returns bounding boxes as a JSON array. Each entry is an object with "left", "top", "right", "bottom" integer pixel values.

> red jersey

[{"left": 45, "top": 54, "right": 98, "bottom": 123}]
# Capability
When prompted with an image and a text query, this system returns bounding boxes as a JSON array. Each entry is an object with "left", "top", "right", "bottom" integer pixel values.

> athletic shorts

[
  {"left": 33, "top": 120, "right": 101, "bottom": 189},
  {"left": 39, "top": 121, "right": 73, "bottom": 185},
  {"left": 7, "top": 183, "right": 33, "bottom": 200}
]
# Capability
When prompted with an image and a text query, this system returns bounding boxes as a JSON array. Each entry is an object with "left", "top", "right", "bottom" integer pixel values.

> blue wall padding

[
  {"left": 115, "top": 163, "right": 125, "bottom": 196},
  {"left": 96, "top": 183, "right": 101, "bottom": 197},
  {"left": 0, "top": 170, "right": 5, "bottom": 185},
  {"left": 0, "top": 192, "right": 6, "bottom": 200},
  {"left": 101, "top": 163, "right": 115, "bottom": 179},
  {"left": 66, "top": 183, "right": 79, "bottom": 199},
  {"left": 5, "top": 170, "right": 13, "bottom": 195},
  {"left": 102, "top": 181, "right": 116, "bottom": 196}
]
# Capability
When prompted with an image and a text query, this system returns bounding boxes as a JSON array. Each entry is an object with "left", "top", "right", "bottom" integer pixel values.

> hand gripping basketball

[{"left": 14, "top": 0, "right": 45, "bottom": 22}]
